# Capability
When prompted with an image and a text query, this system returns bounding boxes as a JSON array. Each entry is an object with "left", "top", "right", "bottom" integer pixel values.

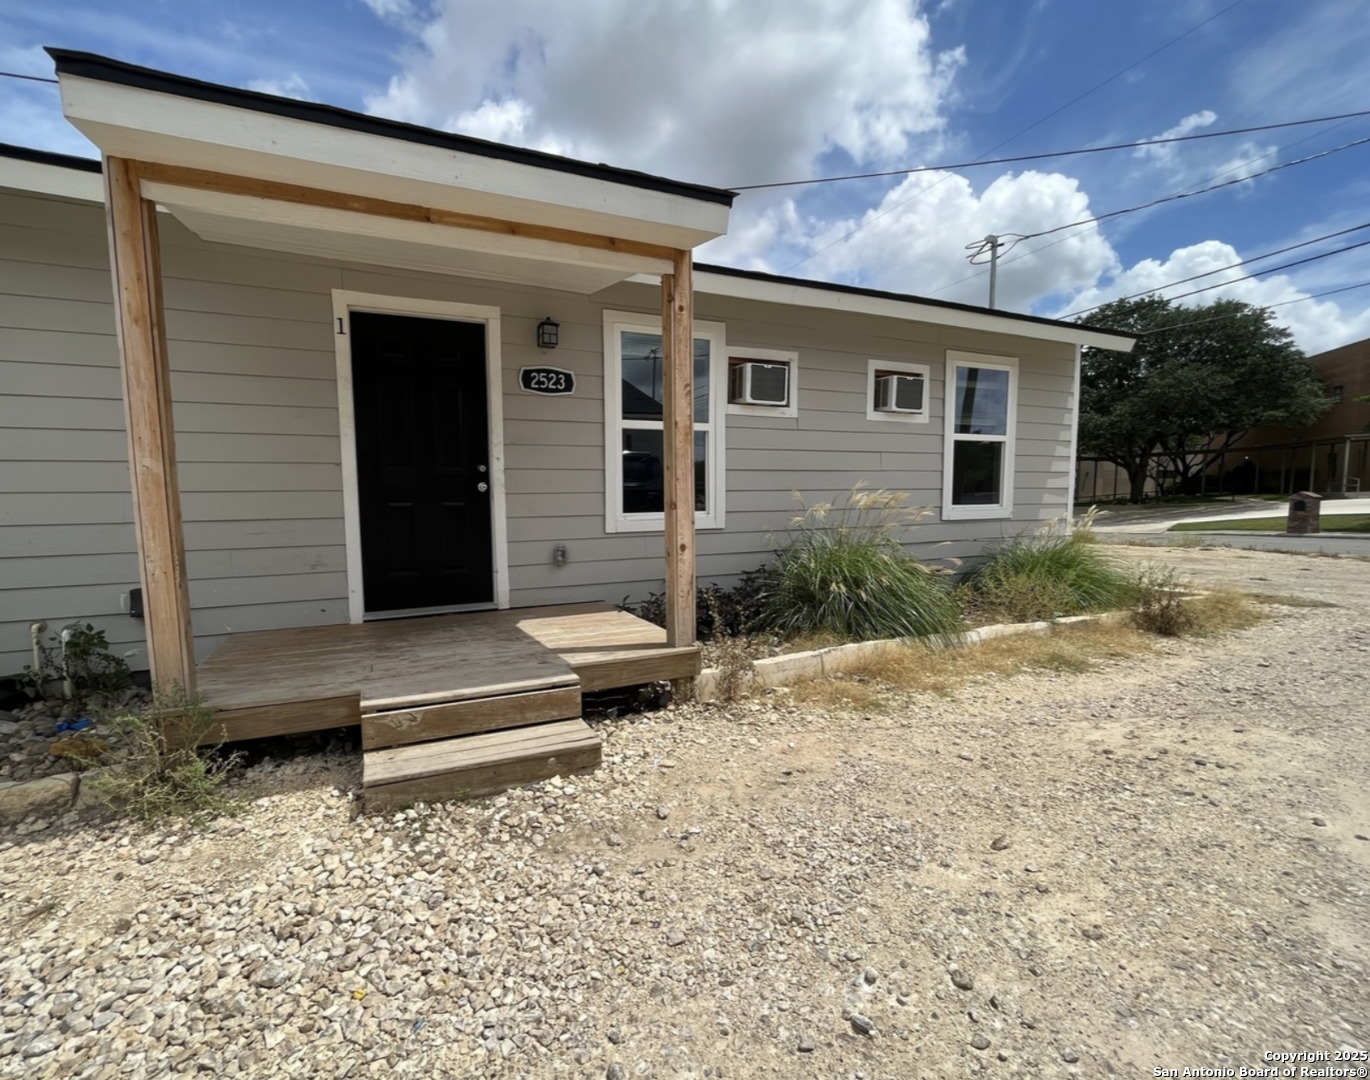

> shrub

[
  {"left": 753, "top": 484, "right": 962, "bottom": 643},
  {"left": 1131, "top": 568, "right": 1263, "bottom": 638},
  {"left": 628, "top": 567, "right": 767, "bottom": 642},
  {"left": 1131, "top": 565, "right": 1197, "bottom": 637},
  {"left": 961, "top": 517, "right": 1139, "bottom": 623},
  {"left": 20, "top": 621, "right": 132, "bottom": 707},
  {"left": 91, "top": 687, "right": 239, "bottom": 825}
]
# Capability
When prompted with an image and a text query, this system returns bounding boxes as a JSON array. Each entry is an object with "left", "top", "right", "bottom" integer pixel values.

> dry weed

[
  {"left": 788, "top": 622, "right": 1152, "bottom": 707},
  {"left": 1184, "top": 587, "right": 1266, "bottom": 635}
]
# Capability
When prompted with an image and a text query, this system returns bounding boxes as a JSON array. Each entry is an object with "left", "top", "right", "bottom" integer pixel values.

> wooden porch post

[
  {"left": 104, "top": 157, "right": 197, "bottom": 693},
  {"left": 660, "top": 251, "right": 697, "bottom": 652}
]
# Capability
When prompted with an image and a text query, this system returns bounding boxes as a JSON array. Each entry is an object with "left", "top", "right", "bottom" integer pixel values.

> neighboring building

[
  {"left": 1229, "top": 337, "right": 1370, "bottom": 494},
  {"left": 0, "top": 50, "right": 1133, "bottom": 682}
]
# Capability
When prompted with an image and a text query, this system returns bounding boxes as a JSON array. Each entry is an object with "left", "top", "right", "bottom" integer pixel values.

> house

[{"left": 0, "top": 51, "right": 1134, "bottom": 803}]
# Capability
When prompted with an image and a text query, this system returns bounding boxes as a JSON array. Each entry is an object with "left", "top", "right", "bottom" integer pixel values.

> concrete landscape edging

[{"left": 695, "top": 609, "right": 1134, "bottom": 703}]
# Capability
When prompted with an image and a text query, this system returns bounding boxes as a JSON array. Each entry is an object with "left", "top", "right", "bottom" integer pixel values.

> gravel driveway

[{"left": 3, "top": 546, "right": 1369, "bottom": 1079}]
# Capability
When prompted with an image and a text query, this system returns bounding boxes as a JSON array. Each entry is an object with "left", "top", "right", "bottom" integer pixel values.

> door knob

[{"left": 477, "top": 482, "right": 489, "bottom": 493}]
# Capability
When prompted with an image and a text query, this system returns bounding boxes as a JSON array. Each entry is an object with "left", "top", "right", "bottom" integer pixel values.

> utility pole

[{"left": 964, "top": 233, "right": 1021, "bottom": 310}]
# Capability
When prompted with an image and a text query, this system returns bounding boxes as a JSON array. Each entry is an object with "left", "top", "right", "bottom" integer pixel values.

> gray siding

[{"left": 0, "top": 184, "right": 1078, "bottom": 677}]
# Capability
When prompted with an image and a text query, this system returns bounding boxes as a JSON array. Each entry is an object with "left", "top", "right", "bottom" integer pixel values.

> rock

[
  {"left": 1024, "top": 863, "right": 1041, "bottom": 873},
  {"left": 606, "top": 1064, "right": 627, "bottom": 1080},
  {"left": 950, "top": 969, "right": 975, "bottom": 991},
  {"left": 971, "top": 1032, "right": 991, "bottom": 1050},
  {"left": 607, "top": 1027, "right": 624, "bottom": 1045},
  {"left": 0, "top": 774, "right": 76, "bottom": 822},
  {"left": 21, "top": 1035, "right": 58, "bottom": 1058},
  {"left": 862, "top": 969, "right": 877, "bottom": 986},
  {"left": 665, "top": 930, "right": 686, "bottom": 947},
  {"left": 849, "top": 1013, "right": 875, "bottom": 1036},
  {"left": 1356, "top": 834, "right": 1369, "bottom": 842},
  {"left": 1313, "top": 817, "right": 1327, "bottom": 827},
  {"left": 1082, "top": 927, "right": 1105, "bottom": 941},
  {"left": 990, "top": 835, "right": 1010, "bottom": 851},
  {"left": 91, "top": 1010, "right": 119, "bottom": 1031},
  {"left": 1062, "top": 1048, "right": 1081, "bottom": 1063},
  {"left": 655, "top": 805, "right": 670, "bottom": 820},
  {"left": 136, "top": 849, "right": 159, "bottom": 865},
  {"left": 798, "top": 1035, "right": 815, "bottom": 1052},
  {"left": 253, "top": 961, "right": 293, "bottom": 989},
  {"left": 606, "top": 833, "right": 625, "bottom": 847}
]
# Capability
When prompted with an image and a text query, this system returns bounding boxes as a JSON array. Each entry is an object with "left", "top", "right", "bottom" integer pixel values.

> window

[
  {"left": 1331, "top": 385, "right": 1345, "bottom": 403},
  {"left": 866, "top": 359, "right": 930, "bottom": 423},
  {"left": 727, "top": 346, "right": 799, "bottom": 418},
  {"left": 942, "top": 352, "right": 1016, "bottom": 519},
  {"left": 603, "top": 310, "right": 726, "bottom": 532}
]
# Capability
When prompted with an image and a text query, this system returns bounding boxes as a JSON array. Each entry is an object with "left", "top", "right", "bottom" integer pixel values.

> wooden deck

[
  {"left": 195, "top": 602, "right": 698, "bottom": 809},
  {"left": 197, "top": 601, "right": 699, "bottom": 743}
]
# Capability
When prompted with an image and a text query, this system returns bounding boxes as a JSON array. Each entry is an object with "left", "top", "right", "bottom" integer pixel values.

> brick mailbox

[{"left": 1286, "top": 491, "right": 1322, "bottom": 534}]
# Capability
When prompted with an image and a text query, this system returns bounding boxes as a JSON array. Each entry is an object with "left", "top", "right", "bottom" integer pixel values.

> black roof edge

[
  {"left": 0, "top": 141, "right": 101, "bottom": 174},
  {"left": 693, "top": 262, "right": 1137, "bottom": 342},
  {"left": 45, "top": 48, "right": 736, "bottom": 209}
]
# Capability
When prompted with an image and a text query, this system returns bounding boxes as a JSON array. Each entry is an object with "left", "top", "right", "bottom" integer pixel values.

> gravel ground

[{"left": 2, "top": 546, "right": 1369, "bottom": 1079}]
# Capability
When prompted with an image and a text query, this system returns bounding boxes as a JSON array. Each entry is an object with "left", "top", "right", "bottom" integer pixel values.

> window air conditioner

[
  {"left": 728, "top": 361, "right": 790, "bottom": 406},
  {"left": 874, "top": 373, "right": 925, "bottom": 413}
]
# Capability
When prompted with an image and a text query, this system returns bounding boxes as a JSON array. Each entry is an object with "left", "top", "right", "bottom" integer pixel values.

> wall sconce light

[{"left": 537, "top": 317, "right": 560, "bottom": 349}]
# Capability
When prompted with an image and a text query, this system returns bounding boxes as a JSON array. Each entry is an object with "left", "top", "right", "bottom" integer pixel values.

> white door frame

[{"left": 331, "top": 289, "right": 510, "bottom": 623}]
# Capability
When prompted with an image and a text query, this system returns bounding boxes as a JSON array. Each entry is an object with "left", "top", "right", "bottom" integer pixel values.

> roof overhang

[
  {"left": 676, "top": 266, "right": 1137, "bottom": 351},
  {"left": 0, "top": 144, "right": 102, "bottom": 203},
  {"left": 48, "top": 50, "right": 734, "bottom": 294}
]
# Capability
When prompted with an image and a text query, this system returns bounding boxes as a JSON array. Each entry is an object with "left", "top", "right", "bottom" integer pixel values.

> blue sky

[{"left": 3, "top": 0, "right": 1369, "bottom": 351}]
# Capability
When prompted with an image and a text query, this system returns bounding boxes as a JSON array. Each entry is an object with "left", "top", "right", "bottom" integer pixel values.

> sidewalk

[{"left": 1087, "top": 497, "right": 1370, "bottom": 534}]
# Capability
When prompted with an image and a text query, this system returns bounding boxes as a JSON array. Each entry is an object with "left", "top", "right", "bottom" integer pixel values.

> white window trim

[
  {"left": 726, "top": 345, "right": 799, "bottom": 418},
  {"left": 942, "top": 351, "right": 1018, "bottom": 521},
  {"left": 332, "top": 290, "right": 509, "bottom": 622},
  {"left": 866, "top": 358, "right": 931, "bottom": 423},
  {"left": 603, "top": 310, "right": 727, "bottom": 533}
]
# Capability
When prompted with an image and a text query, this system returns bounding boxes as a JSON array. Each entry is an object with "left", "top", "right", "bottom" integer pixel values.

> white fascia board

[
  {"left": 681, "top": 271, "right": 1136, "bottom": 353},
  {"left": 0, "top": 156, "right": 103, "bottom": 203},
  {"left": 59, "top": 76, "right": 730, "bottom": 249},
  {"left": 146, "top": 182, "right": 673, "bottom": 276}
]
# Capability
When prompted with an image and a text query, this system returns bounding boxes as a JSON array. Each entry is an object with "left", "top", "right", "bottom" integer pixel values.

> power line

[
  {"left": 982, "top": 0, "right": 1247, "bottom": 162},
  {"left": 776, "top": 0, "right": 1247, "bottom": 275},
  {"left": 1023, "top": 135, "right": 1370, "bottom": 243},
  {"left": 1069, "top": 236, "right": 1370, "bottom": 317},
  {"left": 732, "top": 109, "right": 1370, "bottom": 191},
  {"left": 926, "top": 118, "right": 1369, "bottom": 298},
  {"left": 0, "top": 70, "right": 58, "bottom": 85},
  {"left": 1131, "top": 281, "right": 1370, "bottom": 335}
]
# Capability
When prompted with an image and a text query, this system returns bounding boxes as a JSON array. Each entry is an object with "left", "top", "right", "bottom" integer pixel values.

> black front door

[{"left": 350, "top": 312, "right": 493, "bottom": 613}]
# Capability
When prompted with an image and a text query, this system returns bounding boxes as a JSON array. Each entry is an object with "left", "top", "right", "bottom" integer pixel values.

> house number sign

[{"left": 519, "top": 366, "right": 576, "bottom": 395}]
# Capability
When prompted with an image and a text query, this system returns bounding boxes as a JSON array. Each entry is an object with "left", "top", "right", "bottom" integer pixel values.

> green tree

[{"left": 1078, "top": 296, "right": 1328, "bottom": 502}]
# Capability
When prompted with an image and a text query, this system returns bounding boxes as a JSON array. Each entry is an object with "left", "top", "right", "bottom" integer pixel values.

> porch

[{"left": 196, "top": 602, "right": 699, "bottom": 809}]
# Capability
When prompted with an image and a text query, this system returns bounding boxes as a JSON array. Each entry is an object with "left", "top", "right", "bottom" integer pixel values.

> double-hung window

[
  {"left": 603, "top": 310, "right": 726, "bottom": 532},
  {"left": 942, "top": 352, "right": 1017, "bottom": 519}
]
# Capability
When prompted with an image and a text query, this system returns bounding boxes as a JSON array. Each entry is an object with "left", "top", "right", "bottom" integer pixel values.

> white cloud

[
  {"left": 1134, "top": 109, "right": 1217, "bottom": 168},
  {"left": 1060, "top": 240, "right": 1370, "bottom": 355},
  {"left": 362, "top": 0, "right": 964, "bottom": 188},
  {"left": 1210, "top": 141, "right": 1279, "bottom": 186},
  {"left": 740, "top": 169, "right": 1118, "bottom": 311},
  {"left": 358, "top": 0, "right": 418, "bottom": 24},
  {"left": 246, "top": 72, "right": 313, "bottom": 100}
]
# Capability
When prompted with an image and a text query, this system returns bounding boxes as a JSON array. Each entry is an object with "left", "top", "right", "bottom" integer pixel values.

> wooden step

[
  {"left": 360, "top": 683, "right": 581, "bottom": 751},
  {"left": 362, "top": 718, "right": 602, "bottom": 811}
]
